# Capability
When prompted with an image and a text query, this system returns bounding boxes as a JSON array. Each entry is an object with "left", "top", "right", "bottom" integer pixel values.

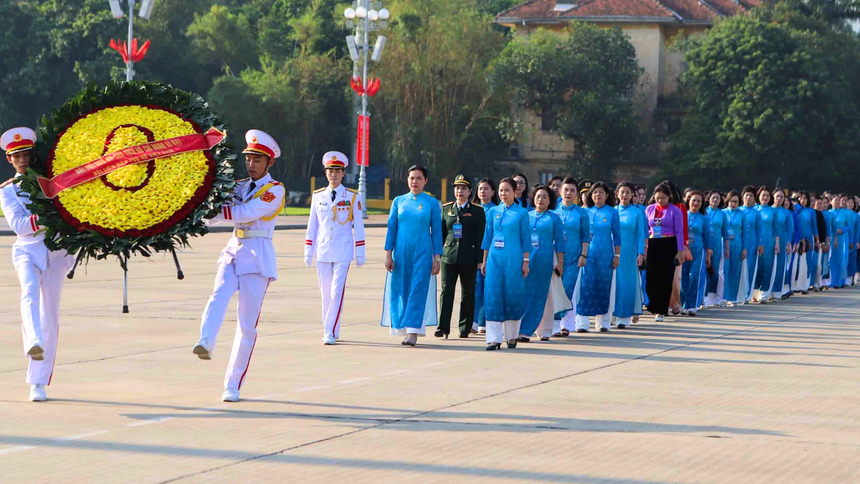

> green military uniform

[{"left": 438, "top": 176, "right": 486, "bottom": 337}]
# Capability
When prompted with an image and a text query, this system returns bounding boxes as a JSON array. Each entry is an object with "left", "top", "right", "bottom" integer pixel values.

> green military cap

[
  {"left": 452, "top": 175, "right": 470, "bottom": 188},
  {"left": 578, "top": 179, "right": 593, "bottom": 193}
]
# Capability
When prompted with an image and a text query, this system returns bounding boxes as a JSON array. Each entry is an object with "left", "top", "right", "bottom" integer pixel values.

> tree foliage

[
  {"left": 663, "top": 4, "right": 860, "bottom": 191},
  {"left": 489, "top": 25, "right": 644, "bottom": 180}
]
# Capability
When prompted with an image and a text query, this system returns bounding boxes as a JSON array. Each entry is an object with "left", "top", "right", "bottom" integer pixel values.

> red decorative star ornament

[
  {"left": 350, "top": 76, "right": 381, "bottom": 97},
  {"left": 109, "top": 38, "right": 151, "bottom": 63}
]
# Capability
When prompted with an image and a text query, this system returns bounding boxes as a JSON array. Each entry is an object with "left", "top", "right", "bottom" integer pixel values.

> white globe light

[
  {"left": 368, "top": 9, "right": 379, "bottom": 21},
  {"left": 378, "top": 8, "right": 390, "bottom": 20},
  {"left": 356, "top": 6, "right": 367, "bottom": 18},
  {"left": 344, "top": 8, "right": 356, "bottom": 19}
]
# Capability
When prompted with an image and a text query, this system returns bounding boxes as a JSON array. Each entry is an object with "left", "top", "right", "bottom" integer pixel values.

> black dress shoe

[
  {"left": 458, "top": 333, "right": 469, "bottom": 339},
  {"left": 517, "top": 336, "right": 530, "bottom": 343},
  {"left": 599, "top": 327, "right": 609, "bottom": 333},
  {"left": 576, "top": 329, "right": 588, "bottom": 333},
  {"left": 434, "top": 329, "right": 448, "bottom": 339},
  {"left": 485, "top": 343, "right": 501, "bottom": 351},
  {"left": 506, "top": 340, "right": 518, "bottom": 349},
  {"left": 540, "top": 337, "right": 550, "bottom": 341}
]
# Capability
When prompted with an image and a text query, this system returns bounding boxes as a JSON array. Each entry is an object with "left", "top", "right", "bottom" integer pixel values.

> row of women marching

[{"left": 380, "top": 166, "right": 860, "bottom": 350}]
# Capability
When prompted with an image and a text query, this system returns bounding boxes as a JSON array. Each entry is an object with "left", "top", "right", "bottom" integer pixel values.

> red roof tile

[
  {"left": 565, "top": 0, "right": 677, "bottom": 19},
  {"left": 496, "top": 0, "right": 756, "bottom": 22}
]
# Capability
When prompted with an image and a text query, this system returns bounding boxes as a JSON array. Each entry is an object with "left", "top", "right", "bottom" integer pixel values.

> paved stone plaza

[{"left": 0, "top": 227, "right": 858, "bottom": 483}]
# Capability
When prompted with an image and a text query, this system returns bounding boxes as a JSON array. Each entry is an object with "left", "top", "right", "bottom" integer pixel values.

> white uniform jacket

[
  {"left": 0, "top": 175, "right": 73, "bottom": 271},
  {"left": 208, "top": 173, "right": 285, "bottom": 281},
  {"left": 304, "top": 185, "right": 366, "bottom": 263}
]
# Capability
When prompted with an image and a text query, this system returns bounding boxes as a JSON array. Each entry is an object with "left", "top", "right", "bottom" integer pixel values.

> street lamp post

[
  {"left": 109, "top": 0, "right": 156, "bottom": 81},
  {"left": 344, "top": 1, "right": 389, "bottom": 219}
]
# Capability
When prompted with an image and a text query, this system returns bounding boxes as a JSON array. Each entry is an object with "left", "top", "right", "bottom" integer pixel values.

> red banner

[
  {"left": 37, "top": 128, "right": 225, "bottom": 199},
  {"left": 355, "top": 114, "right": 365, "bottom": 167},
  {"left": 362, "top": 115, "right": 370, "bottom": 167}
]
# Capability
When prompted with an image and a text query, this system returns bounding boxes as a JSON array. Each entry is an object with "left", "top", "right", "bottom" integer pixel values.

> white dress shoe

[
  {"left": 193, "top": 338, "right": 212, "bottom": 360},
  {"left": 655, "top": 314, "right": 665, "bottom": 322},
  {"left": 222, "top": 388, "right": 240, "bottom": 402},
  {"left": 322, "top": 334, "right": 336, "bottom": 345},
  {"left": 27, "top": 342, "right": 44, "bottom": 361},
  {"left": 29, "top": 384, "right": 47, "bottom": 402}
]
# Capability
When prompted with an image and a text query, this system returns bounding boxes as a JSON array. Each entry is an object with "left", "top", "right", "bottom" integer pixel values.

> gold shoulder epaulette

[
  {"left": 442, "top": 201, "right": 454, "bottom": 207},
  {"left": 270, "top": 181, "right": 282, "bottom": 186},
  {"left": 346, "top": 188, "right": 359, "bottom": 194},
  {"left": 0, "top": 178, "right": 13, "bottom": 189},
  {"left": 314, "top": 187, "right": 326, "bottom": 193}
]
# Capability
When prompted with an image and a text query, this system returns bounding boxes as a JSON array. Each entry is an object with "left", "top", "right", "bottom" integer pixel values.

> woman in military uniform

[{"left": 437, "top": 175, "right": 486, "bottom": 338}]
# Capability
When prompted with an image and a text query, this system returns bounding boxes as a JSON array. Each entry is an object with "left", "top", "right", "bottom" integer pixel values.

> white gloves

[
  {"left": 304, "top": 256, "right": 313, "bottom": 267},
  {"left": 356, "top": 256, "right": 366, "bottom": 267}
]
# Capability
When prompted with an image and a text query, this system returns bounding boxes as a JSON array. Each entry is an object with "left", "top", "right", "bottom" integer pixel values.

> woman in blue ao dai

[
  {"left": 613, "top": 182, "right": 645, "bottom": 328},
  {"left": 575, "top": 182, "right": 621, "bottom": 333},
  {"left": 481, "top": 177, "right": 532, "bottom": 350},
  {"left": 680, "top": 191, "right": 711, "bottom": 315},
  {"left": 795, "top": 192, "right": 819, "bottom": 293},
  {"left": 740, "top": 187, "right": 764, "bottom": 302},
  {"left": 832, "top": 194, "right": 852, "bottom": 288},
  {"left": 552, "top": 177, "right": 590, "bottom": 336},
  {"left": 817, "top": 197, "right": 835, "bottom": 288},
  {"left": 519, "top": 185, "right": 565, "bottom": 341},
  {"left": 383, "top": 166, "right": 444, "bottom": 347},
  {"left": 705, "top": 191, "right": 730, "bottom": 307},
  {"left": 722, "top": 191, "right": 748, "bottom": 304},
  {"left": 845, "top": 197, "right": 860, "bottom": 285},
  {"left": 471, "top": 179, "right": 499, "bottom": 333},
  {"left": 771, "top": 189, "right": 795, "bottom": 298},
  {"left": 752, "top": 187, "right": 780, "bottom": 303}
]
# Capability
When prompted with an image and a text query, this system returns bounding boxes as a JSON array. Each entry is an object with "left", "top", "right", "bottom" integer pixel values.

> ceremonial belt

[{"left": 234, "top": 228, "right": 273, "bottom": 239}]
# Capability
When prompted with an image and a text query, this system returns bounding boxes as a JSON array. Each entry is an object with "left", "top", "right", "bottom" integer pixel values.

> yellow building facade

[{"left": 493, "top": 0, "right": 759, "bottom": 184}]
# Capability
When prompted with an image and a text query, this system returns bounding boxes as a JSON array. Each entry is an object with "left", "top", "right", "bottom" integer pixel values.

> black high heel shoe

[
  {"left": 506, "top": 340, "right": 517, "bottom": 349},
  {"left": 485, "top": 343, "right": 501, "bottom": 351},
  {"left": 434, "top": 329, "right": 448, "bottom": 339}
]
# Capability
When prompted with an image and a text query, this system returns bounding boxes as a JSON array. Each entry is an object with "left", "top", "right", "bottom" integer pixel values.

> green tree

[
  {"left": 489, "top": 25, "right": 644, "bottom": 181},
  {"left": 663, "top": 11, "right": 860, "bottom": 190},
  {"left": 371, "top": 0, "right": 510, "bottom": 179},
  {"left": 207, "top": 0, "right": 349, "bottom": 180}
]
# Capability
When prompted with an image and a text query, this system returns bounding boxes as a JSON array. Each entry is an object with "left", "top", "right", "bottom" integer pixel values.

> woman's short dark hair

[
  {"left": 651, "top": 183, "right": 672, "bottom": 202},
  {"left": 756, "top": 185, "right": 771, "bottom": 200},
  {"left": 549, "top": 175, "right": 563, "bottom": 185},
  {"left": 615, "top": 180, "right": 636, "bottom": 197},
  {"left": 498, "top": 177, "right": 517, "bottom": 193},
  {"left": 407, "top": 165, "right": 427, "bottom": 178},
  {"left": 686, "top": 190, "right": 705, "bottom": 208},
  {"left": 742, "top": 185, "right": 757, "bottom": 196},
  {"left": 585, "top": 181, "right": 616, "bottom": 207},
  {"left": 471, "top": 178, "right": 500, "bottom": 205},
  {"left": 512, "top": 173, "right": 528, "bottom": 189},
  {"left": 562, "top": 176, "right": 579, "bottom": 187},
  {"left": 726, "top": 190, "right": 741, "bottom": 205},
  {"left": 659, "top": 180, "right": 683, "bottom": 204},
  {"left": 705, "top": 190, "right": 724, "bottom": 208},
  {"left": 529, "top": 184, "right": 557, "bottom": 210},
  {"left": 772, "top": 186, "right": 787, "bottom": 203}
]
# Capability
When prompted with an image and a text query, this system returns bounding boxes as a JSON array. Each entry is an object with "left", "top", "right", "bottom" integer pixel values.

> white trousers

[
  {"left": 200, "top": 262, "right": 271, "bottom": 391},
  {"left": 535, "top": 300, "right": 555, "bottom": 339},
  {"left": 486, "top": 320, "right": 520, "bottom": 344},
  {"left": 17, "top": 261, "right": 66, "bottom": 385},
  {"left": 316, "top": 261, "right": 350, "bottom": 338},
  {"left": 705, "top": 258, "right": 725, "bottom": 306},
  {"left": 575, "top": 314, "right": 610, "bottom": 331}
]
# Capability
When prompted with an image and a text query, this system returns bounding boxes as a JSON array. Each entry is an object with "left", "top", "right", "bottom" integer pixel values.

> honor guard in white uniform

[
  {"left": 304, "top": 151, "right": 366, "bottom": 345},
  {"left": 0, "top": 128, "right": 74, "bottom": 402},
  {"left": 194, "top": 129, "right": 286, "bottom": 402}
]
